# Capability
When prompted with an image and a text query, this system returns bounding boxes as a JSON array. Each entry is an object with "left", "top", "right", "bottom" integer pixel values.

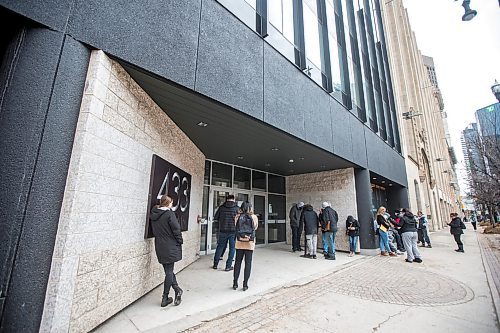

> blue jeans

[
  {"left": 322, "top": 231, "right": 336, "bottom": 256},
  {"left": 379, "top": 230, "right": 391, "bottom": 252},
  {"left": 349, "top": 235, "right": 359, "bottom": 252},
  {"left": 214, "top": 232, "right": 235, "bottom": 269}
]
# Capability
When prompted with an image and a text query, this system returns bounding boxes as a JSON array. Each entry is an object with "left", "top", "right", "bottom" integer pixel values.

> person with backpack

[
  {"left": 448, "top": 212, "right": 465, "bottom": 253},
  {"left": 300, "top": 204, "right": 320, "bottom": 259},
  {"left": 150, "top": 195, "right": 183, "bottom": 307},
  {"left": 213, "top": 194, "right": 239, "bottom": 271},
  {"left": 233, "top": 201, "right": 258, "bottom": 291},
  {"left": 416, "top": 211, "right": 432, "bottom": 248},
  {"left": 320, "top": 202, "right": 338, "bottom": 260},
  {"left": 346, "top": 215, "right": 360, "bottom": 257}
]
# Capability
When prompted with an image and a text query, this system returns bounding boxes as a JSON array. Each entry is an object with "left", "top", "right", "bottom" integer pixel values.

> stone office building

[{"left": 0, "top": 1, "right": 408, "bottom": 332}]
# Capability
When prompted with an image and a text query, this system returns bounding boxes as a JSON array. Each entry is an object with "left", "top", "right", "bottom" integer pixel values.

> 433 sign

[{"left": 145, "top": 154, "right": 191, "bottom": 238}]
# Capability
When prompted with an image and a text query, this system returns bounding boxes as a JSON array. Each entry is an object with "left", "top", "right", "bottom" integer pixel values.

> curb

[{"left": 476, "top": 230, "right": 500, "bottom": 326}]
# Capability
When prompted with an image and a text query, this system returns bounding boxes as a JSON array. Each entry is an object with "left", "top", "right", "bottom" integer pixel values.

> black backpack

[{"left": 236, "top": 214, "right": 255, "bottom": 242}]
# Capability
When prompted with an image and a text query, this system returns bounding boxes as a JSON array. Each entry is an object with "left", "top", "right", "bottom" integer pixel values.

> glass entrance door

[
  {"left": 252, "top": 193, "right": 266, "bottom": 245},
  {"left": 206, "top": 188, "right": 230, "bottom": 254}
]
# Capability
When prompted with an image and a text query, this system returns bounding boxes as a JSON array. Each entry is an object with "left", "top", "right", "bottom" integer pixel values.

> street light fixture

[
  {"left": 459, "top": 0, "right": 477, "bottom": 21},
  {"left": 492, "top": 79, "right": 500, "bottom": 103}
]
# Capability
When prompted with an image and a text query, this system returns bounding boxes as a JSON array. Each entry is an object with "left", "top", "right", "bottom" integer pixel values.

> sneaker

[
  {"left": 212, "top": 265, "right": 218, "bottom": 270},
  {"left": 389, "top": 252, "right": 397, "bottom": 257},
  {"left": 405, "top": 259, "right": 413, "bottom": 263},
  {"left": 161, "top": 296, "right": 173, "bottom": 307},
  {"left": 325, "top": 255, "right": 336, "bottom": 260},
  {"left": 300, "top": 254, "right": 311, "bottom": 258},
  {"left": 414, "top": 258, "right": 423, "bottom": 263},
  {"left": 232, "top": 282, "right": 238, "bottom": 290},
  {"left": 243, "top": 285, "right": 248, "bottom": 291},
  {"left": 224, "top": 267, "right": 234, "bottom": 271},
  {"left": 396, "top": 250, "right": 404, "bottom": 255},
  {"left": 426, "top": 245, "right": 432, "bottom": 248},
  {"left": 174, "top": 288, "right": 183, "bottom": 306}
]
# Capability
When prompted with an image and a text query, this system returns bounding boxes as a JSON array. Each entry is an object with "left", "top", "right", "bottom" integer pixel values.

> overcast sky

[{"left": 401, "top": 0, "right": 500, "bottom": 192}]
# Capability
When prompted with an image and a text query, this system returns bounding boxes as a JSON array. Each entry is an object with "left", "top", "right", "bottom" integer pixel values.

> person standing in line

[
  {"left": 346, "top": 215, "right": 360, "bottom": 257},
  {"left": 470, "top": 212, "right": 477, "bottom": 231},
  {"left": 398, "top": 208, "right": 422, "bottom": 263},
  {"left": 300, "top": 204, "right": 319, "bottom": 259},
  {"left": 448, "top": 212, "right": 465, "bottom": 252},
  {"left": 416, "top": 211, "right": 432, "bottom": 248},
  {"left": 376, "top": 207, "right": 395, "bottom": 256},
  {"left": 213, "top": 194, "right": 239, "bottom": 271},
  {"left": 289, "top": 202, "right": 305, "bottom": 252},
  {"left": 320, "top": 202, "right": 338, "bottom": 260},
  {"left": 150, "top": 195, "right": 183, "bottom": 307},
  {"left": 233, "top": 201, "right": 258, "bottom": 291}
]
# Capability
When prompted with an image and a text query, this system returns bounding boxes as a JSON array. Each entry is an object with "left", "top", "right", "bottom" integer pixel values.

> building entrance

[{"left": 199, "top": 160, "right": 286, "bottom": 255}]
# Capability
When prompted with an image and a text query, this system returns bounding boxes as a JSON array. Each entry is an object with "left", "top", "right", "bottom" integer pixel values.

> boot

[
  {"left": 458, "top": 244, "right": 464, "bottom": 252},
  {"left": 173, "top": 286, "right": 183, "bottom": 306},
  {"left": 232, "top": 281, "right": 238, "bottom": 290},
  {"left": 161, "top": 294, "right": 173, "bottom": 307}
]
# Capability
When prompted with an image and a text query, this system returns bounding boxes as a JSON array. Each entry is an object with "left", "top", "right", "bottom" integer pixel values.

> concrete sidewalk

[
  {"left": 94, "top": 226, "right": 499, "bottom": 333},
  {"left": 94, "top": 244, "right": 365, "bottom": 332}
]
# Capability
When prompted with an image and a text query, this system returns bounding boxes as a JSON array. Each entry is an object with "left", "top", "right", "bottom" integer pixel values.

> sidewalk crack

[{"left": 372, "top": 307, "right": 409, "bottom": 332}]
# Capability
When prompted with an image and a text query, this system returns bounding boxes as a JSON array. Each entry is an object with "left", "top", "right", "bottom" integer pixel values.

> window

[
  {"left": 252, "top": 170, "right": 267, "bottom": 190},
  {"left": 204, "top": 160, "right": 211, "bottom": 185},
  {"left": 325, "top": 1, "right": 342, "bottom": 98},
  {"left": 269, "top": 0, "right": 295, "bottom": 44},
  {"left": 302, "top": 0, "right": 324, "bottom": 84},
  {"left": 268, "top": 174, "right": 286, "bottom": 194},
  {"left": 234, "top": 166, "right": 251, "bottom": 189},
  {"left": 211, "top": 162, "right": 232, "bottom": 187}
]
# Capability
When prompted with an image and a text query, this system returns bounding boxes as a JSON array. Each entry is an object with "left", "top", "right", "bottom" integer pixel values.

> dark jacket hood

[
  {"left": 150, "top": 207, "right": 168, "bottom": 221},
  {"left": 404, "top": 212, "right": 415, "bottom": 219},
  {"left": 223, "top": 201, "right": 237, "bottom": 208},
  {"left": 346, "top": 216, "right": 355, "bottom": 223},
  {"left": 304, "top": 204, "right": 314, "bottom": 211}
]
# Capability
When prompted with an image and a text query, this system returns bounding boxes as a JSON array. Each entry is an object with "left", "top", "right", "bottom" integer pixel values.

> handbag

[{"left": 322, "top": 221, "right": 331, "bottom": 232}]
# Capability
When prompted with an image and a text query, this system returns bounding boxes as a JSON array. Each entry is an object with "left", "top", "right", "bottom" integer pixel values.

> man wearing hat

[
  {"left": 320, "top": 201, "right": 338, "bottom": 260},
  {"left": 289, "top": 202, "right": 305, "bottom": 252}
]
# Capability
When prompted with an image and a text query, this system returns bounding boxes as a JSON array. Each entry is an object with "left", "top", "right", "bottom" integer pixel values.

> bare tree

[{"left": 465, "top": 111, "right": 500, "bottom": 225}]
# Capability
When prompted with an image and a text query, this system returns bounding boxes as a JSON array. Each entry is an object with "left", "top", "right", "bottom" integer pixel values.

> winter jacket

[
  {"left": 398, "top": 212, "right": 418, "bottom": 233},
  {"left": 449, "top": 217, "right": 464, "bottom": 235},
  {"left": 289, "top": 204, "right": 303, "bottom": 228},
  {"left": 320, "top": 206, "right": 339, "bottom": 232},
  {"left": 377, "top": 214, "right": 391, "bottom": 231},
  {"left": 300, "top": 205, "right": 319, "bottom": 235},
  {"left": 150, "top": 207, "right": 183, "bottom": 264},
  {"left": 214, "top": 200, "right": 239, "bottom": 233},
  {"left": 346, "top": 216, "right": 360, "bottom": 236},
  {"left": 417, "top": 215, "right": 428, "bottom": 229}
]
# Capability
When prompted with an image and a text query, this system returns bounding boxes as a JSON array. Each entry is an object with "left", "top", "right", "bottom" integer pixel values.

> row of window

[
  {"left": 204, "top": 160, "right": 286, "bottom": 194},
  {"left": 217, "top": 0, "right": 401, "bottom": 153}
]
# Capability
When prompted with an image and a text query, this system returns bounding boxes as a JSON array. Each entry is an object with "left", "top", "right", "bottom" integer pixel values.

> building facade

[
  {"left": 382, "top": 0, "right": 460, "bottom": 230},
  {"left": 461, "top": 102, "right": 500, "bottom": 214},
  {"left": 0, "top": 1, "right": 409, "bottom": 332}
]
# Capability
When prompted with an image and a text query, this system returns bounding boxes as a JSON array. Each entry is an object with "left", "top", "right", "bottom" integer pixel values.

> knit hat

[
  {"left": 322, "top": 201, "right": 330, "bottom": 208},
  {"left": 297, "top": 202, "right": 305, "bottom": 208}
]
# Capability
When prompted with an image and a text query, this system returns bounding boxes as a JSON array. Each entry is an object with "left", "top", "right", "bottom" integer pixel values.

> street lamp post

[{"left": 492, "top": 80, "right": 500, "bottom": 103}]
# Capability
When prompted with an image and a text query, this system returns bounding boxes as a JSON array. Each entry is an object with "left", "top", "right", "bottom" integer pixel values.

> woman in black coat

[
  {"left": 346, "top": 216, "right": 360, "bottom": 257},
  {"left": 150, "top": 195, "right": 183, "bottom": 307},
  {"left": 448, "top": 212, "right": 464, "bottom": 253}
]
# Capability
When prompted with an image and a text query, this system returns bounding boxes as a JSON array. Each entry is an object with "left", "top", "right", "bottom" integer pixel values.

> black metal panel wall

[{"left": 0, "top": 26, "right": 90, "bottom": 331}]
